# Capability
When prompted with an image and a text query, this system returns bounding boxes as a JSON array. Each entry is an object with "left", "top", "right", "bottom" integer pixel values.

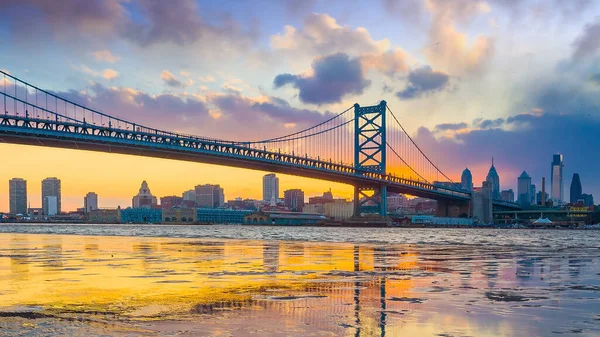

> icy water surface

[{"left": 0, "top": 225, "right": 599, "bottom": 336}]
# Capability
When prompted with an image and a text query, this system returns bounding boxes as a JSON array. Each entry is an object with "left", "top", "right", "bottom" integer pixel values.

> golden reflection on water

[{"left": 1, "top": 233, "right": 599, "bottom": 336}]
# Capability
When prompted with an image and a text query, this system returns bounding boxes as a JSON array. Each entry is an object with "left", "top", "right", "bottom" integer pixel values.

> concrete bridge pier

[{"left": 435, "top": 199, "right": 471, "bottom": 218}]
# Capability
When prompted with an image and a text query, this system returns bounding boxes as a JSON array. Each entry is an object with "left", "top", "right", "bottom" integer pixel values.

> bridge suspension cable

[{"left": 385, "top": 105, "right": 454, "bottom": 184}]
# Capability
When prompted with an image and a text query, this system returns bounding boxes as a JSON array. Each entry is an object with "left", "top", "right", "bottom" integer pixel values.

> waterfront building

[
  {"left": 570, "top": 173, "right": 582, "bottom": 204},
  {"left": 303, "top": 203, "right": 325, "bottom": 214},
  {"left": 517, "top": 171, "right": 531, "bottom": 206},
  {"left": 284, "top": 189, "right": 305, "bottom": 212},
  {"left": 244, "top": 211, "right": 327, "bottom": 225},
  {"left": 461, "top": 168, "right": 473, "bottom": 191},
  {"left": 581, "top": 194, "right": 594, "bottom": 207},
  {"left": 9, "top": 178, "right": 27, "bottom": 215},
  {"left": 195, "top": 184, "right": 224, "bottom": 208},
  {"left": 262, "top": 173, "right": 279, "bottom": 202},
  {"left": 42, "top": 177, "right": 61, "bottom": 215},
  {"left": 551, "top": 154, "right": 564, "bottom": 204},
  {"left": 308, "top": 189, "right": 335, "bottom": 204},
  {"left": 501, "top": 189, "right": 514, "bottom": 202},
  {"left": 163, "top": 207, "right": 197, "bottom": 223},
  {"left": 27, "top": 208, "right": 44, "bottom": 220},
  {"left": 132, "top": 181, "right": 157, "bottom": 208},
  {"left": 182, "top": 189, "right": 196, "bottom": 203},
  {"left": 46, "top": 196, "right": 58, "bottom": 216},
  {"left": 324, "top": 200, "right": 353, "bottom": 219},
  {"left": 387, "top": 193, "right": 407, "bottom": 210},
  {"left": 87, "top": 208, "right": 120, "bottom": 223},
  {"left": 120, "top": 207, "right": 162, "bottom": 224},
  {"left": 485, "top": 158, "right": 500, "bottom": 199},
  {"left": 160, "top": 196, "right": 183, "bottom": 209},
  {"left": 84, "top": 192, "right": 98, "bottom": 213},
  {"left": 196, "top": 208, "right": 252, "bottom": 224}
]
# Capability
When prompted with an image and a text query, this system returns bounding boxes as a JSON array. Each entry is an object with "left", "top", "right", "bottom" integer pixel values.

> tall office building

[
  {"left": 284, "top": 189, "right": 305, "bottom": 212},
  {"left": 485, "top": 158, "right": 500, "bottom": 199},
  {"left": 517, "top": 171, "right": 531, "bottom": 206},
  {"left": 9, "top": 178, "right": 27, "bottom": 215},
  {"left": 182, "top": 189, "right": 196, "bottom": 202},
  {"left": 132, "top": 181, "right": 157, "bottom": 208},
  {"left": 530, "top": 184, "right": 536, "bottom": 205},
  {"left": 501, "top": 189, "right": 514, "bottom": 202},
  {"left": 195, "top": 184, "right": 224, "bottom": 208},
  {"left": 263, "top": 173, "right": 279, "bottom": 202},
  {"left": 551, "top": 154, "right": 564, "bottom": 203},
  {"left": 42, "top": 177, "right": 61, "bottom": 215},
  {"left": 84, "top": 192, "right": 99, "bottom": 213},
  {"left": 570, "top": 173, "right": 582, "bottom": 204},
  {"left": 461, "top": 168, "right": 473, "bottom": 191}
]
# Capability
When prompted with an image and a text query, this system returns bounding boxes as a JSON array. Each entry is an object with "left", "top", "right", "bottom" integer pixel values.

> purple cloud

[
  {"left": 396, "top": 66, "right": 450, "bottom": 100},
  {"left": 273, "top": 53, "right": 371, "bottom": 105}
]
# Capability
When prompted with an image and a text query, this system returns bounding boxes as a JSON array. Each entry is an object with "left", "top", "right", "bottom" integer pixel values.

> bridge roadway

[{"left": 0, "top": 114, "right": 484, "bottom": 202}]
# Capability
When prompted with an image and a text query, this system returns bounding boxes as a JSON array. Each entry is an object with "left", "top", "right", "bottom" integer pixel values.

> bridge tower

[{"left": 354, "top": 101, "right": 387, "bottom": 217}]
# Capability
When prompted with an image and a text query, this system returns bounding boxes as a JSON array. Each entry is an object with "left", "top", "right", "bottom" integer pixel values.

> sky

[{"left": 1, "top": 0, "right": 599, "bottom": 211}]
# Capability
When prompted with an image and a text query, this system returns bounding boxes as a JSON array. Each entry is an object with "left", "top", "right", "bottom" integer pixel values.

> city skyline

[{"left": 1, "top": 1, "right": 600, "bottom": 210}]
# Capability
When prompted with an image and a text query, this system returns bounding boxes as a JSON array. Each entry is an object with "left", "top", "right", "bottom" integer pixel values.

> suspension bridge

[{"left": 0, "top": 70, "right": 519, "bottom": 218}]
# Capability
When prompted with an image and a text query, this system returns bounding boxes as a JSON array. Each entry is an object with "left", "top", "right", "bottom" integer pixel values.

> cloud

[
  {"left": 161, "top": 70, "right": 184, "bottom": 88},
  {"left": 435, "top": 122, "right": 467, "bottom": 131},
  {"left": 0, "top": 0, "right": 125, "bottom": 41},
  {"left": 592, "top": 73, "right": 600, "bottom": 85},
  {"left": 273, "top": 53, "right": 370, "bottom": 105},
  {"left": 360, "top": 49, "right": 410, "bottom": 77},
  {"left": 91, "top": 50, "right": 120, "bottom": 63},
  {"left": 423, "top": 0, "right": 495, "bottom": 76},
  {"left": 476, "top": 118, "right": 505, "bottom": 129},
  {"left": 396, "top": 66, "right": 450, "bottom": 100},
  {"left": 180, "top": 71, "right": 191, "bottom": 77},
  {"left": 271, "top": 13, "right": 389, "bottom": 56},
  {"left": 571, "top": 18, "right": 600, "bottom": 61},
  {"left": 101, "top": 69, "right": 119, "bottom": 80}
]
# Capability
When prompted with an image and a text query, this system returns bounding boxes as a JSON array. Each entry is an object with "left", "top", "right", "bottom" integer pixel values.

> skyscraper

[
  {"left": 570, "top": 173, "right": 582, "bottom": 204},
  {"left": 195, "top": 184, "right": 224, "bottom": 208},
  {"left": 501, "top": 189, "right": 514, "bottom": 202},
  {"left": 485, "top": 158, "right": 500, "bottom": 199},
  {"left": 132, "top": 181, "right": 157, "bottom": 208},
  {"left": 42, "top": 177, "right": 61, "bottom": 215},
  {"left": 284, "top": 189, "right": 305, "bottom": 212},
  {"left": 84, "top": 192, "right": 99, "bottom": 213},
  {"left": 517, "top": 171, "right": 531, "bottom": 206},
  {"left": 461, "top": 168, "right": 473, "bottom": 191},
  {"left": 263, "top": 173, "right": 279, "bottom": 202},
  {"left": 530, "top": 184, "right": 536, "bottom": 205},
  {"left": 551, "top": 154, "right": 564, "bottom": 203},
  {"left": 9, "top": 178, "right": 27, "bottom": 215}
]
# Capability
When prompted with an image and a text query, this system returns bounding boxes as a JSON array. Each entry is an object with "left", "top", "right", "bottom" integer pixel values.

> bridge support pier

[
  {"left": 354, "top": 185, "right": 387, "bottom": 217},
  {"left": 435, "top": 199, "right": 471, "bottom": 218}
]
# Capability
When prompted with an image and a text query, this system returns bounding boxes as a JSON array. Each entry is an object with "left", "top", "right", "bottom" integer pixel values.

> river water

[{"left": 0, "top": 224, "right": 599, "bottom": 336}]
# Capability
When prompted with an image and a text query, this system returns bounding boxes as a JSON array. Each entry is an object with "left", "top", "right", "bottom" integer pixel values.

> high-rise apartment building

[
  {"left": 195, "top": 184, "right": 224, "bottom": 208},
  {"left": 262, "top": 173, "right": 279, "bottom": 202},
  {"left": 517, "top": 171, "right": 531, "bottom": 206},
  {"left": 84, "top": 192, "right": 98, "bottom": 213},
  {"left": 9, "top": 178, "right": 27, "bottom": 215},
  {"left": 485, "top": 158, "right": 500, "bottom": 199},
  {"left": 182, "top": 189, "right": 196, "bottom": 202},
  {"left": 284, "top": 189, "right": 304, "bottom": 212},
  {"left": 42, "top": 177, "right": 61, "bottom": 215},
  {"left": 461, "top": 168, "right": 473, "bottom": 191},
  {"left": 551, "top": 154, "right": 564, "bottom": 203}
]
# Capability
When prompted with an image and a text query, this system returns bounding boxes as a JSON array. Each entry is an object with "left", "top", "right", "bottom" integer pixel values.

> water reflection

[{"left": 0, "top": 233, "right": 599, "bottom": 336}]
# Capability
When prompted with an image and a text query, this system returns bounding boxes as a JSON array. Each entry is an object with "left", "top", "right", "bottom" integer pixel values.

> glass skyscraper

[
  {"left": 551, "top": 154, "right": 564, "bottom": 203},
  {"left": 262, "top": 173, "right": 279, "bottom": 202},
  {"left": 485, "top": 158, "right": 500, "bottom": 199}
]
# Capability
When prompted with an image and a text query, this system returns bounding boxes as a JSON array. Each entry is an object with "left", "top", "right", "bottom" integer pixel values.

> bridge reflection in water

[{"left": 2, "top": 233, "right": 596, "bottom": 336}]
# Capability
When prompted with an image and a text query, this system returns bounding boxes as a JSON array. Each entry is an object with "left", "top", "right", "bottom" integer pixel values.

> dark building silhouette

[{"left": 570, "top": 173, "right": 582, "bottom": 204}]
